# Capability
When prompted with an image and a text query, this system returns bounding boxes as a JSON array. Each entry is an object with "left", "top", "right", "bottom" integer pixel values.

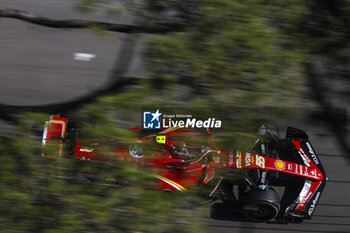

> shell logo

[{"left": 275, "top": 160, "right": 285, "bottom": 170}]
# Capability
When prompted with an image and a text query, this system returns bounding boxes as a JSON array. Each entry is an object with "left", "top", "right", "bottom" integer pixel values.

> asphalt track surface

[{"left": 1, "top": 1, "right": 349, "bottom": 233}]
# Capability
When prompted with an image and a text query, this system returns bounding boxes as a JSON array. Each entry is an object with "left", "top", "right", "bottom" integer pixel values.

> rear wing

[
  {"left": 42, "top": 115, "right": 68, "bottom": 157},
  {"left": 285, "top": 127, "right": 328, "bottom": 219}
]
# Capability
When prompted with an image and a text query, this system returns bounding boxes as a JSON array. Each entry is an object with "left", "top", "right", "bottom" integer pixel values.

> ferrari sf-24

[{"left": 42, "top": 115, "right": 327, "bottom": 224}]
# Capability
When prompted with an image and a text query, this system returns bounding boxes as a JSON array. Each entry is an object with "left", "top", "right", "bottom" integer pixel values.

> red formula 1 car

[{"left": 42, "top": 115, "right": 327, "bottom": 224}]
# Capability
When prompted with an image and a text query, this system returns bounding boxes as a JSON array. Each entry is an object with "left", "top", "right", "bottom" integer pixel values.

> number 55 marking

[{"left": 255, "top": 155, "right": 265, "bottom": 169}]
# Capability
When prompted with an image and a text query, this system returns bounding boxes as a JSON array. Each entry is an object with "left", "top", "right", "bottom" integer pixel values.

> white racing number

[{"left": 255, "top": 155, "right": 265, "bottom": 169}]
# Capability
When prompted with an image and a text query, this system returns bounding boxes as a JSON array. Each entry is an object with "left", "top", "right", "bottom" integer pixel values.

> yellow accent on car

[
  {"left": 238, "top": 151, "right": 242, "bottom": 168},
  {"left": 155, "top": 175, "right": 187, "bottom": 191},
  {"left": 156, "top": 135, "right": 166, "bottom": 144}
]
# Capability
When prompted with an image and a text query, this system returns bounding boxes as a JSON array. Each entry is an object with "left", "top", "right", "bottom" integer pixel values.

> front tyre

[
  {"left": 243, "top": 188, "right": 280, "bottom": 222},
  {"left": 243, "top": 202, "right": 279, "bottom": 221}
]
